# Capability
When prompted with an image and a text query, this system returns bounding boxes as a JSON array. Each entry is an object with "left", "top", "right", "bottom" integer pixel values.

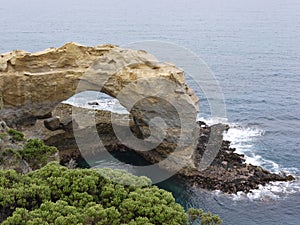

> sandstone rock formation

[
  {"left": 0, "top": 42, "right": 116, "bottom": 125},
  {"left": 0, "top": 42, "right": 198, "bottom": 125},
  {"left": 0, "top": 43, "right": 199, "bottom": 173}
]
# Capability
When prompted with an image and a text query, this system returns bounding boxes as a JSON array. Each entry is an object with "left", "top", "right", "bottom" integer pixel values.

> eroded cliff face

[
  {"left": 0, "top": 42, "right": 199, "bottom": 173},
  {"left": 0, "top": 42, "right": 198, "bottom": 125},
  {"left": 0, "top": 43, "right": 116, "bottom": 125}
]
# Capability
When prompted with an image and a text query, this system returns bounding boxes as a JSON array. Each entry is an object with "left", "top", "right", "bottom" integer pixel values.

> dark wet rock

[
  {"left": 44, "top": 117, "right": 60, "bottom": 131},
  {"left": 60, "top": 116, "right": 78, "bottom": 131},
  {"left": 87, "top": 101, "right": 100, "bottom": 106},
  {"left": 19, "top": 102, "right": 296, "bottom": 194}
]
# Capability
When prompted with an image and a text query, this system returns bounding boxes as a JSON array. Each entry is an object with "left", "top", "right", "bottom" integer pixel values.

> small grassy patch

[{"left": 7, "top": 129, "right": 24, "bottom": 141}]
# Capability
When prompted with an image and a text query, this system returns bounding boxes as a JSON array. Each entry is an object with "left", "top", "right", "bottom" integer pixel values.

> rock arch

[
  {"left": 0, "top": 42, "right": 199, "bottom": 172},
  {"left": 0, "top": 43, "right": 198, "bottom": 124}
]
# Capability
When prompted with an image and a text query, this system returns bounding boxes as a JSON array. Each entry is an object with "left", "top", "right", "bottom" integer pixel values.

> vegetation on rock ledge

[
  {"left": 7, "top": 129, "right": 24, "bottom": 142},
  {"left": 19, "top": 138, "right": 58, "bottom": 170}
]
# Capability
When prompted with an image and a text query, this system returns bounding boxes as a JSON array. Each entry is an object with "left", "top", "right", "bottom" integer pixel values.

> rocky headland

[{"left": 0, "top": 43, "right": 295, "bottom": 194}]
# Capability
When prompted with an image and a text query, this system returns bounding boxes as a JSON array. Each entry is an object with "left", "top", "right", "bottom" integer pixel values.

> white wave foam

[
  {"left": 197, "top": 117, "right": 297, "bottom": 174},
  {"left": 226, "top": 124, "right": 299, "bottom": 175},
  {"left": 231, "top": 177, "right": 300, "bottom": 201},
  {"left": 222, "top": 124, "right": 299, "bottom": 175},
  {"left": 196, "top": 116, "right": 228, "bottom": 125},
  {"left": 63, "top": 98, "right": 129, "bottom": 114}
]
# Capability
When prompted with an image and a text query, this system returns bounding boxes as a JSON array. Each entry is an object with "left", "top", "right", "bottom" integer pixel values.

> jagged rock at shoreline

[
  {"left": 0, "top": 43, "right": 295, "bottom": 194},
  {"left": 187, "top": 121, "right": 295, "bottom": 193}
]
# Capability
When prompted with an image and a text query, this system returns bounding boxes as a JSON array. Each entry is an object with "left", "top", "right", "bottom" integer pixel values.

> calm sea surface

[{"left": 1, "top": 0, "right": 300, "bottom": 224}]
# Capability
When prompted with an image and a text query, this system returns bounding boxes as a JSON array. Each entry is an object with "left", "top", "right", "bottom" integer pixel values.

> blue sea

[{"left": 1, "top": 0, "right": 300, "bottom": 224}]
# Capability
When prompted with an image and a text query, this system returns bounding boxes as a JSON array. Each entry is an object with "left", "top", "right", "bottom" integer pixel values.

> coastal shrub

[
  {"left": 7, "top": 129, "right": 24, "bottom": 141},
  {"left": 19, "top": 139, "right": 58, "bottom": 169},
  {"left": 0, "top": 162, "right": 189, "bottom": 224},
  {"left": 0, "top": 162, "right": 222, "bottom": 225},
  {"left": 187, "top": 208, "right": 222, "bottom": 225}
]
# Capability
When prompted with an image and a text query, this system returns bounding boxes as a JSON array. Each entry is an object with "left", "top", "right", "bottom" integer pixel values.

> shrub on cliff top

[
  {"left": 19, "top": 139, "right": 58, "bottom": 169},
  {"left": 0, "top": 162, "right": 187, "bottom": 224},
  {"left": 0, "top": 162, "right": 221, "bottom": 225}
]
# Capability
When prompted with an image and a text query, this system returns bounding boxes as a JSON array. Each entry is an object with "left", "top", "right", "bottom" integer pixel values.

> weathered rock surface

[
  {"left": 44, "top": 117, "right": 60, "bottom": 131},
  {"left": 0, "top": 42, "right": 198, "bottom": 125},
  {"left": 23, "top": 103, "right": 128, "bottom": 164},
  {"left": 0, "top": 42, "right": 199, "bottom": 172},
  {"left": 0, "top": 42, "right": 114, "bottom": 125}
]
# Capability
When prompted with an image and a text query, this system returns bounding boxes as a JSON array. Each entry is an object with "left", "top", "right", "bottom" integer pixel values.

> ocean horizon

[{"left": 1, "top": 0, "right": 300, "bottom": 224}]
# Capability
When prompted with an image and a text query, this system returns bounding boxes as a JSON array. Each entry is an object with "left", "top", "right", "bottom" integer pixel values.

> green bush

[
  {"left": 0, "top": 162, "right": 222, "bottom": 225},
  {"left": 19, "top": 139, "right": 57, "bottom": 169},
  {"left": 0, "top": 132, "right": 8, "bottom": 140},
  {"left": 7, "top": 129, "right": 24, "bottom": 141},
  {"left": 0, "top": 162, "right": 190, "bottom": 225},
  {"left": 187, "top": 208, "right": 222, "bottom": 225}
]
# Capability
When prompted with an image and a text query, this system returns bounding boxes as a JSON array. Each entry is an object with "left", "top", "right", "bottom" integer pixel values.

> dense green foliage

[
  {"left": 19, "top": 139, "right": 58, "bottom": 169},
  {"left": 187, "top": 208, "right": 222, "bottom": 225},
  {"left": 7, "top": 129, "right": 24, "bottom": 141},
  {"left": 0, "top": 162, "right": 222, "bottom": 224},
  {"left": 0, "top": 137, "right": 58, "bottom": 171},
  {"left": 0, "top": 162, "right": 189, "bottom": 224}
]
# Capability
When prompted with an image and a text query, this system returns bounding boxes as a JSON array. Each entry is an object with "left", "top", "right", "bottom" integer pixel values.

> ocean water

[{"left": 1, "top": 0, "right": 300, "bottom": 224}]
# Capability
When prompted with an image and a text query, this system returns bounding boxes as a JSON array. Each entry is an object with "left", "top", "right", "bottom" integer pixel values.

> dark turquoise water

[{"left": 1, "top": 0, "right": 300, "bottom": 224}]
